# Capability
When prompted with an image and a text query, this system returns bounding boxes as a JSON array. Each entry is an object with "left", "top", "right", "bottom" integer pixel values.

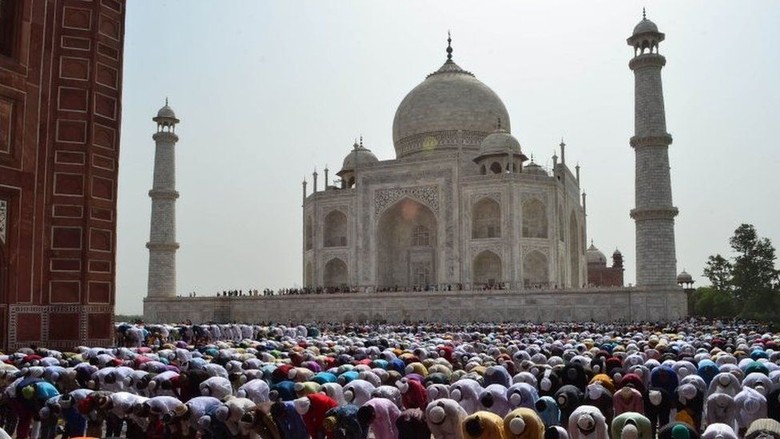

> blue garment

[
  {"left": 273, "top": 401, "right": 309, "bottom": 439},
  {"left": 271, "top": 381, "right": 297, "bottom": 401},
  {"left": 535, "top": 395, "right": 561, "bottom": 427},
  {"left": 697, "top": 360, "right": 719, "bottom": 387},
  {"left": 339, "top": 370, "right": 359, "bottom": 384},
  {"left": 312, "top": 372, "right": 338, "bottom": 385},
  {"left": 35, "top": 382, "right": 60, "bottom": 400}
]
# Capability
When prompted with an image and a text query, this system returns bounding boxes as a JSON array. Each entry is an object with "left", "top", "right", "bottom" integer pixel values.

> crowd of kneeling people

[{"left": 3, "top": 319, "right": 780, "bottom": 438}]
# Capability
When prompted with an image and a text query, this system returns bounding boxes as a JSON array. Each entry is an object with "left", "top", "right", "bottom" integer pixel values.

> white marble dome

[
  {"left": 392, "top": 59, "right": 510, "bottom": 159},
  {"left": 339, "top": 144, "right": 378, "bottom": 173},
  {"left": 479, "top": 128, "right": 521, "bottom": 156},
  {"left": 156, "top": 104, "right": 176, "bottom": 119},
  {"left": 633, "top": 18, "right": 659, "bottom": 35},
  {"left": 523, "top": 161, "right": 547, "bottom": 176}
]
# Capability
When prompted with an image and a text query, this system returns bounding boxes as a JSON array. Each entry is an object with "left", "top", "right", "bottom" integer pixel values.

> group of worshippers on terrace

[{"left": 2, "top": 319, "right": 780, "bottom": 438}]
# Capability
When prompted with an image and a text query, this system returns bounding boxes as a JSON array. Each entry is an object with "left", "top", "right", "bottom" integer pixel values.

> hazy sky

[{"left": 117, "top": 1, "right": 780, "bottom": 314}]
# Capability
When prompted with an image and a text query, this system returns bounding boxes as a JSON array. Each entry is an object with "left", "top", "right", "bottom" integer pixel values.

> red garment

[
  {"left": 613, "top": 387, "right": 644, "bottom": 416},
  {"left": 272, "top": 364, "right": 295, "bottom": 382},
  {"left": 401, "top": 379, "right": 428, "bottom": 410},
  {"left": 303, "top": 393, "right": 339, "bottom": 439}
]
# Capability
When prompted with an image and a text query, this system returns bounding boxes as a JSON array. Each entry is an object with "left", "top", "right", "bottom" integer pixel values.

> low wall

[{"left": 143, "top": 287, "right": 687, "bottom": 324}]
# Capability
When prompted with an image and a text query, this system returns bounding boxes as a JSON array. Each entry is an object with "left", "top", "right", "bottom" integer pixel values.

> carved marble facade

[{"left": 303, "top": 154, "right": 586, "bottom": 291}]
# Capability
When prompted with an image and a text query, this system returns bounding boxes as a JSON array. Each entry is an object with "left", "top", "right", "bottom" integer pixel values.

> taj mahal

[
  {"left": 144, "top": 13, "right": 687, "bottom": 323},
  {"left": 302, "top": 33, "right": 586, "bottom": 292}
]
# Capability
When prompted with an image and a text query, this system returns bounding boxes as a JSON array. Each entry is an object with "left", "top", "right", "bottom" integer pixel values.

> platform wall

[{"left": 143, "top": 287, "right": 687, "bottom": 324}]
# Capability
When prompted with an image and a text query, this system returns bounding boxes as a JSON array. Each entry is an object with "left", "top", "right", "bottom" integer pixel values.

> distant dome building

[
  {"left": 586, "top": 242, "right": 625, "bottom": 287},
  {"left": 302, "top": 36, "right": 587, "bottom": 292}
]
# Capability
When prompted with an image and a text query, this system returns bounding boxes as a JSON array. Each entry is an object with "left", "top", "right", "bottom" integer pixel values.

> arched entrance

[{"left": 376, "top": 198, "right": 437, "bottom": 289}]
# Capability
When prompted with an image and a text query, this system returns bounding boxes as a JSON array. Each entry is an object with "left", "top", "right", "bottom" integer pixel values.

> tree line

[{"left": 690, "top": 224, "right": 780, "bottom": 323}]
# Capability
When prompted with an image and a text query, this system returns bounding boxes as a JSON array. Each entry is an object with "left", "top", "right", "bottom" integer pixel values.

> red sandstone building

[
  {"left": 0, "top": 0, "right": 124, "bottom": 350},
  {"left": 586, "top": 242, "right": 624, "bottom": 287}
]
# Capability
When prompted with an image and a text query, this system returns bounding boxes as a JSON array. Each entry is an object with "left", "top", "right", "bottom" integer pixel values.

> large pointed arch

[
  {"left": 323, "top": 258, "right": 348, "bottom": 287},
  {"left": 376, "top": 198, "right": 437, "bottom": 288},
  {"left": 473, "top": 250, "right": 502, "bottom": 287}
]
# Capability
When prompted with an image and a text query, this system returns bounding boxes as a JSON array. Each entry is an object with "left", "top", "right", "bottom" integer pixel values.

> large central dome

[{"left": 392, "top": 56, "right": 511, "bottom": 159}]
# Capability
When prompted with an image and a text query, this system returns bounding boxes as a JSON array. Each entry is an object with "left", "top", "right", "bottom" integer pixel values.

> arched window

[
  {"left": 480, "top": 164, "right": 486, "bottom": 175},
  {"left": 473, "top": 251, "right": 502, "bottom": 287},
  {"left": 323, "top": 258, "right": 348, "bottom": 287},
  {"left": 412, "top": 225, "right": 430, "bottom": 246},
  {"left": 323, "top": 210, "right": 347, "bottom": 247},
  {"left": 524, "top": 251, "right": 549, "bottom": 288},
  {"left": 490, "top": 162, "right": 503, "bottom": 174},
  {"left": 472, "top": 198, "right": 501, "bottom": 239},
  {"left": 522, "top": 199, "right": 548, "bottom": 238}
]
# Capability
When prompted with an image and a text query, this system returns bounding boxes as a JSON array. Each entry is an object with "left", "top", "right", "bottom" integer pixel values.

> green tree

[
  {"left": 691, "top": 286, "right": 737, "bottom": 318},
  {"left": 703, "top": 254, "right": 733, "bottom": 293},
  {"left": 702, "top": 224, "right": 780, "bottom": 321},
  {"left": 730, "top": 224, "right": 780, "bottom": 303}
]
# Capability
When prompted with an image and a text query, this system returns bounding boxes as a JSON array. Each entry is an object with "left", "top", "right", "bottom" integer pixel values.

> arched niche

[
  {"left": 522, "top": 198, "right": 548, "bottom": 238},
  {"left": 472, "top": 198, "right": 501, "bottom": 239},
  {"left": 473, "top": 250, "right": 501, "bottom": 287},
  {"left": 523, "top": 250, "right": 549, "bottom": 288},
  {"left": 323, "top": 210, "right": 347, "bottom": 247},
  {"left": 323, "top": 258, "right": 348, "bottom": 287}
]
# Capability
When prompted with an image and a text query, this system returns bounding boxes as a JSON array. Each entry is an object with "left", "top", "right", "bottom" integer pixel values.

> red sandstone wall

[
  {"left": 587, "top": 265, "right": 624, "bottom": 288},
  {"left": 0, "top": 0, "right": 124, "bottom": 350}
]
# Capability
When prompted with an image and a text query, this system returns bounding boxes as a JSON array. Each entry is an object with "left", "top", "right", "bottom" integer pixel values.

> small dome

[
  {"left": 677, "top": 271, "right": 693, "bottom": 284},
  {"left": 523, "top": 161, "right": 547, "bottom": 176},
  {"left": 633, "top": 18, "right": 659, "bottom": 35},
  {"left": 478, "top": 128, "right": 522, "bottom": 156},
  {"left": 338, "top": 144, "right": 379, "bottom": 175},
  {"left": 613, "top": 249, "right": 623, "bottom": 256},
  {"left": 157, "top": 104, "right": 176, "bottom": 119},
  {"left": 586, "top": 243, "right": 607, "bottom": 265}
]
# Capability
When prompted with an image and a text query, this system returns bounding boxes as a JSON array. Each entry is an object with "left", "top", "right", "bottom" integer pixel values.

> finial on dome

[
  {"left": 165, "top": 97, "right": 168, "bottom": 106},
  {"left": 359, "top": 135, "right": 363, "bottom": 148},
  {"left": 446, "top": 30, "right": 453, "bottom": 60},
  {"left": 353, "top": 138, "right": 359, "bottom": 149},
  {"left": 642, "top": 7, "right": 646, "bottom": 20},
  {"left": 560, "top": 137, "right": 566, "bottom": 147}
]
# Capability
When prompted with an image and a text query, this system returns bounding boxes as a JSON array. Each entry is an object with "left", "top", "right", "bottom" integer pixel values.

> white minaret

[
  {"left": 146, "top": 100, "right": 180, "bottom": 298},
  {"left": 627, "top": 11, "right": 678, "bottom": 287}
]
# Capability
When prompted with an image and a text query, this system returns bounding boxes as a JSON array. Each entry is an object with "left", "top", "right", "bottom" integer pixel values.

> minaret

[
  {"left": 627, "top": 11, "right": 678, "bottom": 287},
  {"left": 146, "top": 100, "right": 180, "bottom": 298}
]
